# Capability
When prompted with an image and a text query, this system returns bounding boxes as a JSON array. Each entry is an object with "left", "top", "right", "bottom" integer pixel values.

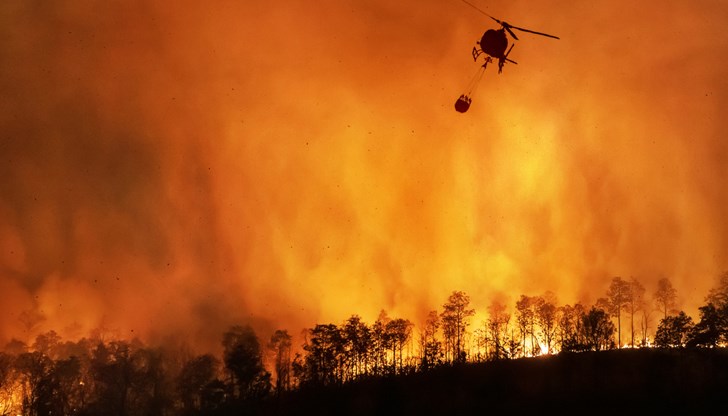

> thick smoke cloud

[{"left": 1, "top": 0, "right": 726, "bottom": 352}]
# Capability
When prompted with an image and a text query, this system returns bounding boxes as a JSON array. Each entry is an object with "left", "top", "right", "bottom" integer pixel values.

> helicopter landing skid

[
  {"left": 471, "top": 47, "right": 482, "bottom": 61},
  {"left": 472, "top": 48, "right": 493, "bottom": 69}
]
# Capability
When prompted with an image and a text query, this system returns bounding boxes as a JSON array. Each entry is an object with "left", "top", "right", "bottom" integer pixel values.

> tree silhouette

[
  {"left": 535, "top": 292, "right": 558, "bottom": 354},
  {"left": 687, "top": 303, "right": 726, "bottom": 348},
  {"left": 503, "top": 330, "right": 522, "bottom": 359},
  {"left": 606, "top": 277, "right": 631, "bottom": 347},
  {"left": 371, "top": 311, "right": 391, "bottom": 376},
  {"left": 688, "top": 272, "right": 728, "bottom": 347},
  {"left": 582, "top": 307, "right": 616, "bottom": 351},
  {"left": 134, "top": 347, "right": 175, "bottom": 415},
  {"left": 31, "top": 331, "right": 62, "bottom": 360},
  {"left": 341, "top": 315, "right": 371, "bottom": 380},
  {"left": 571, "top": 303, "right": 587, "bottom": 348},
  {"left": 557, "top": 303, "right": 589, "bottom": 352},
  {"left": 654, "top": 277, "right": 678, "bottom": 320},
  {"left": 472, "top": 324, "right": 488, "bottom": 362},
  {"left": 441, "top": 291, "right": 475, "bottom": 363},
  {"left": 50, "top": 356, "right": 86, "bottom": 416},
  {"left": 178, "top": 353, "right": 220, "bottom": 414},
  {"left": 626, "top": 278, "right": 646, "bottom": 347},
  {"left": 11, "top": 331, "right": 90, "bottom": 415},
  {"left": 639, "top": 303, "right": 654, "bottom": 347},
  {"left": 86, "top": 340, "right": 176, "bottom": 416},
  {"left": 654, "top": 311, "right": 694, "bottom": 348},
  {"left": 267, "top": 329, "right": 292, "bottom": 393},
  {"left": 706, "top": 271, "right": 728, "bottom": 307},
  {"left": 11, "top": 271, "right": 728, "bottom": 415},
  {"left": 0, "top": 353, "right": 23, "bottom": 414},
  {"left": 301, "top": 324, "right": 344, "bottom": 385},
  {"left": 87, "top": 340, "right": 137, "bottom": 416},
  {"left": 419, "top": 310, "right": 443, "bottom": 370},
  {"left": 15, "top": 351, "right": 55, "bottom": 416},
  {"left": 386, "top": 318, "right": 413, "bottom": 374},
  {"left": 486, "top": 300, "right": 510, "bottom": 360},
  {"left": 515, "top": 295, "right": 534, "bottom": 357},
  {"left": 222, "top": 325, "right": 270, "bottom": 401}
]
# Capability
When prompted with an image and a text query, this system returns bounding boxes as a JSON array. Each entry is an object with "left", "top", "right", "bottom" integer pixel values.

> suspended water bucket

[{"left": 454, "top": 94, "right": 471, "bottom": 113}]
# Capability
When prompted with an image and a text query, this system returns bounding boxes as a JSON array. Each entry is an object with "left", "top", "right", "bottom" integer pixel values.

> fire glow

[{"left": 0, "top": 0, "right": 727, "bottom": 354}]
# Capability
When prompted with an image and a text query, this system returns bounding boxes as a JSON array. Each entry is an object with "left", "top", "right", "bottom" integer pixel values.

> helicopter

[{"left": 455, "top": 1, "right": 559, "bottom": 113}]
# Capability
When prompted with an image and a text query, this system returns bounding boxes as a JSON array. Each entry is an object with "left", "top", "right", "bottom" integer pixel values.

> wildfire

[
  {"left": 0, "top": 0, "right": 726, "bottom": 355},
  {"left": 0, "top": 380, "right": 23, "bottom": 416}
]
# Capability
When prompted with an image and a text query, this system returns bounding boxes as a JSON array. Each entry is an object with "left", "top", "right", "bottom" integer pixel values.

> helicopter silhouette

[{"left": 455, "top": 1, "right": 559, "bottom": 113}]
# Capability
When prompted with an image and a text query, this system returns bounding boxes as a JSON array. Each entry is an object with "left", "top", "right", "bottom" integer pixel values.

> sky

[{"left": 1, "top": 0, "right": 727, "bottom": 353}]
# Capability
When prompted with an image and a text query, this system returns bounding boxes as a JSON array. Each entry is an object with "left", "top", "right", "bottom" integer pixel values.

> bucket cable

[{"left": 463, "top": 63, "right": 486, "bottom": 97}]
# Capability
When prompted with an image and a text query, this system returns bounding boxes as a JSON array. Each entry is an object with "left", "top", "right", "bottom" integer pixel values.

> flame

[
  {"left": 0, "top": 0, "right": 727, "bottom": 353},
  {"left": 0, "top": 378, "right": 23, "bottom": 416}
]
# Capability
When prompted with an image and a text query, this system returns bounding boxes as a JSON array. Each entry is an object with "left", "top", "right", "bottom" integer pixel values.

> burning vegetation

[
  {"left": 2, "top": 272, "right": 728, "bottom": 414},
  {"left": 2, "top": 0, "right": 728, "bottom": 413}
]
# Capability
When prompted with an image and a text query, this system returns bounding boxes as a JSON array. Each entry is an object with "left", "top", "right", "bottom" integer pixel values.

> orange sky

[{"left": 1, "top": 0, "right": 727, "bottom": 353}]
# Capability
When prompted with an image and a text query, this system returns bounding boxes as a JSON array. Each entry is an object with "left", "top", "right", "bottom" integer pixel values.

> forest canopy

[{"left": 2, "top": 272, "right": 728, "bottom": 415}]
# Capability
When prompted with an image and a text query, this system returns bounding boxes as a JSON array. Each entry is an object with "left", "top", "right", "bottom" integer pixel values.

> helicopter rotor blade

[
  {"left": 501, "top": 23, "right": 519, "bottom": 41},
  {"left": 509, "top": 24, "right": 560, "bottom": 39},
  {"left": 459, "top": 0, "right": 559, "bottom": 40},
  {"left": 460, "top": 0, "right": 495, "bottom": 19},
  {"left": 459, "top": 0, "right": 507, "bottom": 28}
]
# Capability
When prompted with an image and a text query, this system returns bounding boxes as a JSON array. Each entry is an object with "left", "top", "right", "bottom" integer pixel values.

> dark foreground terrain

[{"left": 254, "top": 348, "right": 728, "bottom": 415}]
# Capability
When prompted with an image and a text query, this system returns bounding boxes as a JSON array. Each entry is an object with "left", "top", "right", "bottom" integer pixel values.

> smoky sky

[{"left": 1, "top": 0, "right": 727, "bottom": 352}]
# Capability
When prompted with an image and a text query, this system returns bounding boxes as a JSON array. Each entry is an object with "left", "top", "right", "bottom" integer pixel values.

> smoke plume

[{"left": 1, "top": 0, "right": 726, "bottom": 352}]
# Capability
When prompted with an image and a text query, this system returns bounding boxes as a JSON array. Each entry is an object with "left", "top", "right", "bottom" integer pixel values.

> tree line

[{"left": 2, "top": 272, "right": 728, "bottom": 415}]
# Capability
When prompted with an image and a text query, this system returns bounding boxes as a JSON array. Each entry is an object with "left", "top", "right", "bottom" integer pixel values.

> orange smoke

[{"left": 1, "top": 0, "right": 727, "bottom": 353}]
